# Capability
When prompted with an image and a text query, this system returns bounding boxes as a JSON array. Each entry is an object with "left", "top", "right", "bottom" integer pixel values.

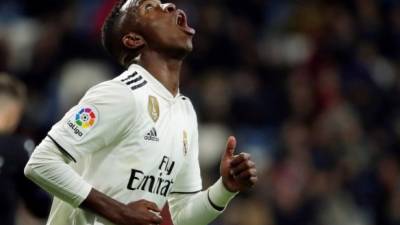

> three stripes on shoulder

[{"left": 121, "top": 71, "right": 147, "bottom": 90}]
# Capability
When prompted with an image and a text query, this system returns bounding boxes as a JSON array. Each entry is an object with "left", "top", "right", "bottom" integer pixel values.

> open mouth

[
  {"left": 176, "top": 10, "right": 196, "bottom": 35},
  {"left": 177, "top": 13, "right": 185, "bottom": 27}
]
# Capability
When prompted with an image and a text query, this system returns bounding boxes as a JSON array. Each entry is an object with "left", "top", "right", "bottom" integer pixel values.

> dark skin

[
  {"left": 81, "top": 1, "right": 258, "bottom": 225},
  {"left": 121, "top": 0, "right": 193, "bottom": 95}
]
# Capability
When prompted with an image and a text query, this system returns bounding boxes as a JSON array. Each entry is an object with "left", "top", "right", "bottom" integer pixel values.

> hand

[
  {"left": 81, "top": 189, "right": 162, "bottom": 225},
  {"left": 220, "top": 136, "right": 258, "bottom": 192},
  {"left": 119, "top": 199, "right": 163, "bottom": 225}
]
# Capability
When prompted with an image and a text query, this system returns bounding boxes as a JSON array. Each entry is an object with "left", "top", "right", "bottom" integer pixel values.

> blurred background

[{"left": 1, "top": 0, "right": 400, "bottom": 224}]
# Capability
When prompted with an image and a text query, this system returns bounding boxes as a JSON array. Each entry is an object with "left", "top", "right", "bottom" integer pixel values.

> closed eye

[
  {"left": 142, "top": 0, "right": 160, "bottom": 11},
  {"left": 145, "top": 3, "right": 155, "bottom": 10}
]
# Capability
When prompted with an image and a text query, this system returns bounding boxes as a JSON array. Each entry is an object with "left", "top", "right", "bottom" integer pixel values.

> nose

[{"left": 161, "top": 3, "right": 176, "bottom": 12}]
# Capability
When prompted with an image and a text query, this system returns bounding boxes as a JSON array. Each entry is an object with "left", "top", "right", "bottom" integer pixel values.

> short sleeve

[
  {"left": 48, "top": 81, "right": 135, "bottom": 162},
  {"left": 171, "top": 109, "right": 202, "bottom": 193}
]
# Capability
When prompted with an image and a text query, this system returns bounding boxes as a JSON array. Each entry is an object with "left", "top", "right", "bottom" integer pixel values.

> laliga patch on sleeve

[{"left": 64, "top": 106, "right": 99, "bottom": 141}]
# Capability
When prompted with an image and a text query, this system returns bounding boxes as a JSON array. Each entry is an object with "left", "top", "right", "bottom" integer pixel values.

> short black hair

[
  {"left": 101, "top": 0, "right": 128, "bottom": 63},
  {"left": 101, "top": 0, "right": 141, "bottom": 67}
]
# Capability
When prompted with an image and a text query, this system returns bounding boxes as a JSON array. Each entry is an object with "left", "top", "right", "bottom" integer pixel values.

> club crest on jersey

[
  {"left": 183, "top": 130, "right": 188, "bottom": 156},
  {"left": 64, "top": 106, "right": 98, "bottom": 140},
  {"left": 148, "top": 96, "right": 160, "bottom": 122}
]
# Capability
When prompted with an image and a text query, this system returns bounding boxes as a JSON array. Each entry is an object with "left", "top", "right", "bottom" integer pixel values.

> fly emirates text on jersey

[{"left": 127, "top": 156, "right": 175, "bottom": 196}]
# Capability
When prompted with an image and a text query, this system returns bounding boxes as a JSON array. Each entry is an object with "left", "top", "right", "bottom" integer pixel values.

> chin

[
  {"left": 168, "top": 41, "right": 193, "bottom": 59},
  {"left": 175, "top": 47, "right": 192, "bottom": 59},
  {"left": 181, "top": 44, "right": 193, "bottom": 58},
  {"left": 185, "top": 42, "right": 193, "bottom": 52},
  {"left": 178, "top": 34, "right": 194, "bottom": 50},
  {"left": 183, "top": 37, "right": 194, "bottom": 52}
]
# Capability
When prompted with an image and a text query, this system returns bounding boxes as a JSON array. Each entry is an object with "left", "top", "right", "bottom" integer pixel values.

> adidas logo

[{"left": 144, "top": 127, "right": 159, "bottom": 142}]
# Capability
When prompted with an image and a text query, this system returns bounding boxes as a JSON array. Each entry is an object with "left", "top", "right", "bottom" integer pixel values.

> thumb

[{"left": 223, "top": 136, "right": 237, "bottom": 160}]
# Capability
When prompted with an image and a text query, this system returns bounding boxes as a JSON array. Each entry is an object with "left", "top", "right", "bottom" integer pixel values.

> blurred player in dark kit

[{"left": 0, "top": 74, "right": 50, "bottom": 225}]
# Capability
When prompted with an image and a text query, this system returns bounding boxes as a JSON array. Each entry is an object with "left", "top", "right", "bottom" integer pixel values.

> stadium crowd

[{"left": 1, "top": 0, "right": 400, "bottom": 225}]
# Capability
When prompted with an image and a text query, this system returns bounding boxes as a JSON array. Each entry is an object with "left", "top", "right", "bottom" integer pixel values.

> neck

[{"left": 138, "top": 51, "right": 183, "bottom": 97}]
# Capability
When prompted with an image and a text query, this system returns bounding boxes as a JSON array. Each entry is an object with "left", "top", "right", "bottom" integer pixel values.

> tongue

[
  {"left": 177, "top": 15, "right": 196, "bottom": 35},
  {"left": 186, "top": 26, "right": 196, "bottom": 35},
  {"left": 182, "top": 24, "right": 196, "bottom": 35}
]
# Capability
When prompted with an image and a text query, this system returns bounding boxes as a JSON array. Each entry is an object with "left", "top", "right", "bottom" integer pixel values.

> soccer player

[
  {"left": 24, "top": 0, "right": 258, "bottom": 225},
  {"left": 0, "top": 74, "right": 50, "bottom": 225}
]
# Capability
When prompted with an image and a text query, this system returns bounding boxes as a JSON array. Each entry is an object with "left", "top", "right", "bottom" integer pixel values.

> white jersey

[{"left": 46, "top": 64, "right": 202, "bottom": 225}]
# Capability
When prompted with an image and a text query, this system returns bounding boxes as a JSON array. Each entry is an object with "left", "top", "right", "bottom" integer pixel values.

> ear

[{"left": 122, "top": 33, "right": 145, "bottom": 49}]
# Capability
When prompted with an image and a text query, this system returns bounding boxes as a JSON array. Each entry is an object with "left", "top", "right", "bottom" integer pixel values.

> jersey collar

[{"left": 127, "top": 64, "right": 180, "bottom": 101}]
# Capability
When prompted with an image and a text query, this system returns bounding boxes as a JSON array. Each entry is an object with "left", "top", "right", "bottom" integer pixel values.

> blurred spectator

[{"left": 0, "top": 74, "right": 50, "bottom": 225}]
